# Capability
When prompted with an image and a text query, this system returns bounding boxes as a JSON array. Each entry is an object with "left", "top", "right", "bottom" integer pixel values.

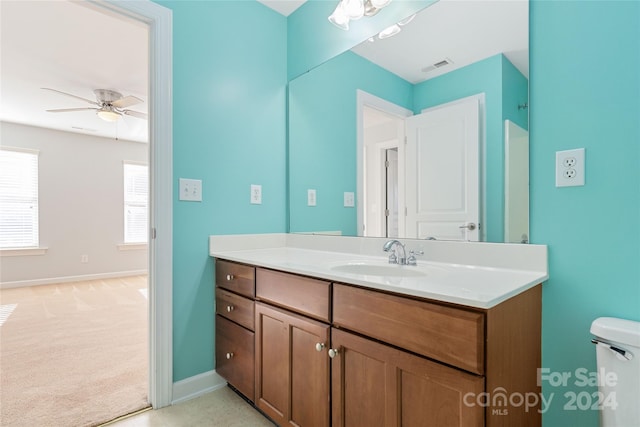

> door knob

[
  {"left": 226, "top": 305, "right": 234, "bottom": 312},
  {"left": 226, "top": 352, "right": 234, "bottom": 360},
  {"left": 459, "top": 222, "right": 477, "bottom": 231},
  {"left": 226, "top": 274, "right": 234, "bottom": 281},
  {"left": 315, "top": 343, "right": 325, "bottom": 352},
  {"left": 328, "top": 348, "right": 340, "bottom": 358}
]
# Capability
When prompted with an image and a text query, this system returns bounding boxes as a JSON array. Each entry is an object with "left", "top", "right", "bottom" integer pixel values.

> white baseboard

[
  {"left": 171, "top": 370, "right": 227, "bottom": 405},
  {"left": 0, "top": 270, "right": 148, "bottom": 289}
]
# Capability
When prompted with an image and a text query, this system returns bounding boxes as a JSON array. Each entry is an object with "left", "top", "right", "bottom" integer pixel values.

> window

[
  {"left": 123, "top": 162, "right": 148, "bottom": 244},
  {"left": 0, "top": 148, "right": 39, "bottom": 248}
]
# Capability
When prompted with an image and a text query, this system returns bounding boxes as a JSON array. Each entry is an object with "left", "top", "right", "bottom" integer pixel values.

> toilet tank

[{"left": 590, "top": 317, "right": 640, "bottom": 427}]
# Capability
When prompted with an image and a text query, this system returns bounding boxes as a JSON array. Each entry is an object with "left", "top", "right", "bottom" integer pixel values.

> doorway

[{"left": 0, "top": 0, "right": 173, "bottom": 421}]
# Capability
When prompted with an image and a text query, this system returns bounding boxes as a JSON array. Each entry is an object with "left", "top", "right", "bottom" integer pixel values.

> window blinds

[
  {"left": 0, "top": 148, "right": 39, "bottom": 248},
  {"left": 124, "top": 163, "right": 149, "bottom": 244}
]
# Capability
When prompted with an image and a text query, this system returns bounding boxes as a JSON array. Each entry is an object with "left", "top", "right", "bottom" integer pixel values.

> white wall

[{"left": 0, "top": 122, "right": 148, "bottom": 287}]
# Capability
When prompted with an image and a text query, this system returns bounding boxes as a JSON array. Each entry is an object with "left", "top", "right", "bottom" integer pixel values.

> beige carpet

[{"left": 0, "top": 276, "right": 149, "bottom": 427}]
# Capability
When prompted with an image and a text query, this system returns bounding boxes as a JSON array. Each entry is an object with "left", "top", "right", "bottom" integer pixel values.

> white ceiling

[
  {"left": 0, "top": 0, "right": 526, "bottom": 143},
  {"left": 0, "top": 1, "right": 149, "bottom": 143},
  {"left": 257, "top": 0, "right": 307, "bottom": 16},
  {"left": 351, "top": 0, "right": 528, "bottom": 84}
]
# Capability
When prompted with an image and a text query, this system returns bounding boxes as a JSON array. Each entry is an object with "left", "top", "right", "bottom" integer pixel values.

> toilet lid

[{"left": 591, "top": 317, "right": 640, "bottom": 347}]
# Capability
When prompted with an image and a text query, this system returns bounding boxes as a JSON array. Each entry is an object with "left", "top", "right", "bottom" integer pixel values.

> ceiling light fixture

[
  {"left": 373, "top": 13, "right": 416, "bottom": 41},
  {"left": 96, "top": 106, "right": 122, "bottom": 122},
  {"left": 328, "top": 0, "right": 393, "bottom": 30}
]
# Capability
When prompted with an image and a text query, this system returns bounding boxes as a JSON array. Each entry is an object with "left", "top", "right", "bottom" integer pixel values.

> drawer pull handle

[
  {"left": 226, "top": 274, "right": 234, "bottom": 281},
  {"left": 226, "top": 305, "right": 234, "bottom": 312},
  {"left": 328, "top": 348, "right": 340, "bottom": 358},
  {"left": 226, "top": 352, "right": 234, "bottom": 360},
  {"left": 315, "top": 343, "right": 325, "bottom": 352}
]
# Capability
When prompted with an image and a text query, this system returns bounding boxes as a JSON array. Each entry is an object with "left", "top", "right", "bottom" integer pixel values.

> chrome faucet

[{"left": 383, "top": 240, "right": 407, "bottom": 265}]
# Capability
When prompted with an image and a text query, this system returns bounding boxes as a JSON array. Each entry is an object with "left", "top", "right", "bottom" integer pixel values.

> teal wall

[
  {"left": 157, "top": 0, "right": 287, "bottom": 381},
  {"left": 287, "top": 0, "right": 433, "bottom": 80},
  {"left": 289, "top": 51, "right": 413, "bottom": 234},
  {"left": 502, "top": 56, "right": 529, "bottom": 131},
  {"left": 530, "top": 1, "right": 640, "bottom": 426}
]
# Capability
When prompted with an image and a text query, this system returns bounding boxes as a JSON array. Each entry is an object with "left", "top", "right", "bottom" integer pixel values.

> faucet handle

[
  {"left": 388, "top": 252, "right": 398, "bottom": 264},
  {"left": 407, "top": 250, "right": 424, "bottom": 266}
]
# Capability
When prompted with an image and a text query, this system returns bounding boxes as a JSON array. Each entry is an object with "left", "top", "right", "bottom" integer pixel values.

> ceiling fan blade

[
  {"left": 41, "top": 88, "right": 100, "bottom": 106},
  {"left": 112, "top": 95, "right": 143, "bottom": 109},
  {"left": 46, "top": 107, "right": 99, "bottom": 113},
  {"left": 122, "top": 110, "right": 147, "bottom": 120}
]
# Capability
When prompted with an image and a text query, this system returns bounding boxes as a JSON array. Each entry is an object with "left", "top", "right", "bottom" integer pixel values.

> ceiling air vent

[{"left": 421, "top": 58, "right": 454, "bottom": 74}]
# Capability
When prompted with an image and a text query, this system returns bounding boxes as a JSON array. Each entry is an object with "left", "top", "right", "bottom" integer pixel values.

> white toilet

[{"left": 591, "top": 317, "right": 640, "bottom": 427}]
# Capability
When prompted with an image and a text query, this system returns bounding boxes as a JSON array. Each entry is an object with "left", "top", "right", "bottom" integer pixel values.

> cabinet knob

[
  {"left": 226, "top": 305, "right": 234, "bottom": 312},
  {"left": 328, "top": 348, "right": 340, "bottom": 358},
  {"left": 226, "top": 274, "right": 234, "bottom": 281},
  {"left": 315, "top": 343, "right": 325, "bottom": 352},
  {"left": 226, "top": 352, "right": 234, "bottom": 360}
]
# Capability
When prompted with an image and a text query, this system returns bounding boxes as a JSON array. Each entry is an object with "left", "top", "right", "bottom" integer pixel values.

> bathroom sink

[{"left": 330, "top": 262, "right": 427, "bottom": 278}]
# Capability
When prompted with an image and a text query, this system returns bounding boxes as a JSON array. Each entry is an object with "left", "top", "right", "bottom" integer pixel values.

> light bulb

[
  {"left": 398, "top": 13, "right": 416, "bottom": 26},
  {"left": 342, "top": 0, "right": 364, "bottom": 20},
  {"left": 378, "top": 24, "right": 401, "bottom": 39},
  {"left": 328, "top": 3, "right": 350, "bottom": 30},
  {"left": 97, "top": 109, "right": 121, "bottom": 122},
  {"left": 370, "top": 0, "right": 391, "bottom": 8}
]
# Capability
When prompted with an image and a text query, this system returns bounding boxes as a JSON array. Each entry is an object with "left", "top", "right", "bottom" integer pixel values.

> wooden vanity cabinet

[
  {"left": 330, "top": 328, "right": 484, "bottom": 427},
  {"left": 332, "top": 283, "right": 542, "bottom": 427},
  {"left": 215, "top": 259, "right": 256, "bottom": 401},
  {"left": 254, "top": 268, "right": 332, "bottom": 427},
  {"left": 214, "top": 258, "right": 542, "bottom": 427}
]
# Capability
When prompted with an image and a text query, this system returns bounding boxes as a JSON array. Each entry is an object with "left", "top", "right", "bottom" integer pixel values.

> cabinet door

[
  {"left": 215, "top": 315, "right": 255, "bottom": 400},
  {"left": 255, "top": 302, "right": 330, "bottom": 427},
  {"left": 331, "top": 328, "right": 484, "bottom": 427}
]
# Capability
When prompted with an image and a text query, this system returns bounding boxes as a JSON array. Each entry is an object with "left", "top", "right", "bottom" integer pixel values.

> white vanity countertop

[{"left": 209, "top": 233, "right": 548, "bottom": 309}]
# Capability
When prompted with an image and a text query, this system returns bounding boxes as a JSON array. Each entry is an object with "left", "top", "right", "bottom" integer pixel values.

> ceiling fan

[{"left": 42, "top": 87, "right": 147, "bottom": 122}]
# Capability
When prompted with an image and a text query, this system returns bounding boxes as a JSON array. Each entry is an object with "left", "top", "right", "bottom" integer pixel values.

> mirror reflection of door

[
  {"left": 405, "top": 95, "right": 481, "bottom": 241},
  {"left": 360, "top": 92, "right": 483, "bottom": 241}
]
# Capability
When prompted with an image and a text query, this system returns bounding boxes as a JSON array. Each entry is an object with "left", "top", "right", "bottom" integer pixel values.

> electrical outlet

[
  {"left": 556, "top": 148, "right": 585, "bottom": 187},
  {"left": 81, "top": 254, "right": 89, "bottom": 263},
  {"left": 307, "top": 189, "right": 317, "bottom": 206},
  {"left": 179, "top": 178, "right": 203, "bottom": 201},
  {"left": 344, "top": 192, "right": 355, "bottom": 207},
  {"left": 250, "top": 184, "right": 262, "bottom": 205}
]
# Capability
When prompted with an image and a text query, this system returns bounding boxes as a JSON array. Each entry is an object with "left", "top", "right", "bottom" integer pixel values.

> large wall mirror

[{"left": 288, "top": 0, "right": 529, "bottom": 243}]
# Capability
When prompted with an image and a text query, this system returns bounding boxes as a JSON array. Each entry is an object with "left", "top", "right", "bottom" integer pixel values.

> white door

[
  {"left": 504, "top": 120, "right": 529, "bottom": 243},
  {"left": 405, "top": 97, "right": 480, "bottom": 241}
]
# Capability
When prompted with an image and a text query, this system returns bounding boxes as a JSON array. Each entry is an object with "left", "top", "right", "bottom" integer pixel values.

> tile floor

[{"left": 105, "top": 386, "right": 275, "bottom": 427}]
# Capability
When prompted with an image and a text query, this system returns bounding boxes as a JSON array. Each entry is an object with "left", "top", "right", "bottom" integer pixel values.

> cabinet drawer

[
  {"left": 216, "top": 288, "right": 255, "bottom": 331},
  {"left": 333, "top": 284, "right": 485, "bottom": 374},
  {"left": 256, "top": 268, "right": 331, "bottom": 323},
  {"left": 216, "top": 315, "right": 255, "bottom": 400},
  {"left": 216, "top": 259, "right": 255, "bottom": 298}
]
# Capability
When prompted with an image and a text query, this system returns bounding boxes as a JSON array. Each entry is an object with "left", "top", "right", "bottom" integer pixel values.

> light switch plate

[
  {"left": 179, "top": 178, "right": 202, "bottom": 201},
  {"left": 344, "top": 192, "right": 355, "bottom": 207},
  {"left": 307, "top": 189, "right": 317, "bottom": 206},
  {"left": 250, "top": 184, "right": 262, "bottom": 205}
]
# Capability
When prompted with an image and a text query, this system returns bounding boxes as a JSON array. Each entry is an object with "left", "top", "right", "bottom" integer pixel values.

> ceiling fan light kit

[
  {"left": 328, "top": 0, "right": 392, "bottom": 30},
  {"left": 42, "top": 87, "right": 147, "bottom": 123},
  {"left": 96, "top": 107, "right": 122, "bottom": 122}
]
